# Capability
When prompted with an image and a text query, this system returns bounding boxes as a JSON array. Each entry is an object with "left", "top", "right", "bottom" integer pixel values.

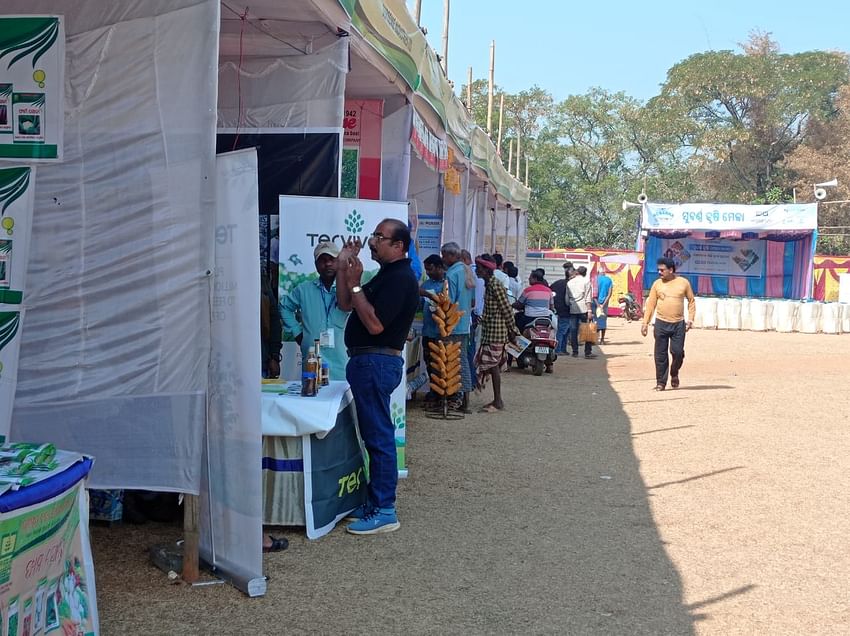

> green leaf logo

[
  {"left": 0, "top": 312, "right": 20, "bottom": 354},
  {"left": 0, "top": 167, "right": 30, "bottom": 216},
  {"left": 345, "top": 210, "right": 364, "bottom": 233},
  {"left": 0, "top": 18, "right": 59, "bottom": 70}
]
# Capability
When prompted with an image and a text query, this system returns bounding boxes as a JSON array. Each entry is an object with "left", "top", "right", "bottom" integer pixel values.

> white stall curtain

[
  {"left": 218, "top": 38, "right": 348, "bottom": 131},
  {"left": 10, "top": 0, "right": 219, "bottom": 492}
]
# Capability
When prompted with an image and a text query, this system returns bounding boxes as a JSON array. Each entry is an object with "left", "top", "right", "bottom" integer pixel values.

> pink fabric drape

[{"left": 765, "top": 241, "right": 786, "bottom": 297}]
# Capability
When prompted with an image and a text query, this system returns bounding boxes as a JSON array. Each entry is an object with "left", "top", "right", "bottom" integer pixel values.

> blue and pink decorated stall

[{"left": 640, "top": 203, "right": 818, "bottom": 299}]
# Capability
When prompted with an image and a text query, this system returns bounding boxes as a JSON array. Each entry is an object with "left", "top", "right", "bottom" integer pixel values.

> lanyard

[{"left": 319, "top": 284, "right": 335, "bottom": 329}]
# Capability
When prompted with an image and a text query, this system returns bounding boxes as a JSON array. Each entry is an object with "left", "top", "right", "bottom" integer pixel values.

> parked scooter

[
  {"left": 618, "top": 292, "right": 643, "bottom": 322},
  {"left": 515, "top": 316, "right": 558, "bottom": 376}
]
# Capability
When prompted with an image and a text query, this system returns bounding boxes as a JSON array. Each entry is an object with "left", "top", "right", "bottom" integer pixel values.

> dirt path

[{"left": 93, "top": 321, "right": 850, "bottom": 634}]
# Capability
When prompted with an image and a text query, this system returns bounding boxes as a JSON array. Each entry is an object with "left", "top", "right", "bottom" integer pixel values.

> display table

[
  {"left": 261, "top": 381, "right": 366, "bottom": 539},
  {"left": 0, "top": 454, "right": 97, "bottom": 635}
]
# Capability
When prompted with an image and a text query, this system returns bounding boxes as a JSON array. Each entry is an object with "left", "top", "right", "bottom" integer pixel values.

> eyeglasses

[{"left": 370, "top": 232, "right": 395, "bottom": 242}]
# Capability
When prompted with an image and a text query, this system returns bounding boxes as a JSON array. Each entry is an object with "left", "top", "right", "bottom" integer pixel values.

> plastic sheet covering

[
  {"left": 772, "top": 301, "right": 799, "bottom": 333},
  {"left": 10, "top": 0, "right": 219, "bottom": 492},
  {"left": 721, "top": 298, "right": 742, "bottom": 331},
  {"left": 821, "top": 303, "right": 842, "bottom": 334},
  {"left": 841, "top": 304, "right": 850, "bottom": 333},
  {"left": 740, "top": 298, "right": 752, "bottom": 331},
  {"left": 696, "top": 297, "right": 718, "bottom": 329},
  {"left": 218, "top": 38, "right": 348, "bottom": 130},
  {"left": 749, "top": 300, "right": 772, "bottom": 332},
  {"left": 796, "top": 302, "right": 822, "bottom": 334}
]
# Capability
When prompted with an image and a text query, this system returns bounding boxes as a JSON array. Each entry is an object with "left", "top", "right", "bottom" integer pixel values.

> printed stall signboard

[{"left": 0, "top": 16, "right": 65, "bottom": 161}]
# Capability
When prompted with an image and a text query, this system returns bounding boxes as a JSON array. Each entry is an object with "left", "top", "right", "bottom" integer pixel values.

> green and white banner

[
  {"left": 0, "top": 166, "right": 34, "bottom": 437},
  {"left": 0, "top": 16, "right": 64, "bottom": 161},
  {"left": 278, "top": 196, "right": 410, "bottom": 475}
]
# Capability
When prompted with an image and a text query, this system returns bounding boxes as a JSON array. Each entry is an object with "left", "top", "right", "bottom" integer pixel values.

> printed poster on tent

[
  {"left": 278, "top": 196, "right": 410, "bottom": 475},
  {"left": 0, "top": 480, "right": 98, "bottom": 636},
  {"left": 0, "top": 16, "right": 65, "bottom": 161},
  {"left": 0, "top": 165, "right": 34, "bottom": 437}
]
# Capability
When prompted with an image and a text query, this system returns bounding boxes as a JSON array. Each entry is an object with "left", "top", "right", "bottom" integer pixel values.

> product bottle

[
  {"left": 313, "top": 339, "right": 322, "bottom": 392},
  {"left": 320, "top": 360, "right": 330, "bottom": 386},
  {"left": 301, "top": 347, "right": 318, "bottom": 397}
]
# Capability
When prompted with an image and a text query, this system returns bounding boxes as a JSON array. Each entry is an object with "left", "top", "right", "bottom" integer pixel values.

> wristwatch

[{"left": 351, "top": 285, "right": 363, "bottom": 294}]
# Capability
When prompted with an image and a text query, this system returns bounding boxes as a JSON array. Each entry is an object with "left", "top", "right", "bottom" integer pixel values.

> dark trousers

[
  {"left": 346, "top": 353, "right": 403, "bottom": 510},
  {"left": 568, "top": 313, "right": 593, "bottom": 356},
  {"left": 654, "top": 319, "right": 686, "bottom": 386}
]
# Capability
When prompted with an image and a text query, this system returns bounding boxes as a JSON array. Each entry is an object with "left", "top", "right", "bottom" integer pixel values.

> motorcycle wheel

[
  {"left": 516, "top": 357, "right": 527, "bottom": 369},
  {"left": 533, "top": 358, "right": 544, "bottom": 376}
]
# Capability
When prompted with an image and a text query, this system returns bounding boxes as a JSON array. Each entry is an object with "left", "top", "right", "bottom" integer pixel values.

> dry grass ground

[{"left": 92, "top": 321, "right": 850, "bottom": 634}]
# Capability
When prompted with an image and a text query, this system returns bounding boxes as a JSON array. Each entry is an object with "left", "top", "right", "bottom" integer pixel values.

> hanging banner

[
  {"left": 341, "top": 99, "right": 383, "bottom": 200},
  {"left": 0, "top": 16, "right": 64, "bottom": 161},
  {"left": 278, "top": 195, "right": 410, "bottom": 474},
  {"left": 643, "top": 203, "right": 818, "bottom": 231},
  {"left": 443, "top": 147, "right": 462, "bottom": 195},
  {"left": 660, "top": 237, "right": 766, "bottom": 278},
  {"left": 0, "top": 166, "right": 34, "bottom": 437},
  {"left": 411, "top": 110, "right": 447, "bottom": 172}
]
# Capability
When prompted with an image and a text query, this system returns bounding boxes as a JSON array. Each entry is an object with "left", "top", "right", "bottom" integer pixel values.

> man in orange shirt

[{"left": 641, "top": 257, "right": 696, "bottom": 391}]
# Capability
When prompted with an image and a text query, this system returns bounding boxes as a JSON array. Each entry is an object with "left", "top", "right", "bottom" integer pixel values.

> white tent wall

[
  {"left": 8, "top": 0, "right": 219, "bottom": 491},
  {"left": 408, "top": 152, "right": 440, "bottom": 222},
  {"left": 218, "top": 38, "right": 348, "bottom": 130},
  {"left": 380, "top": 102, "right": 412, "bottom": 202}
]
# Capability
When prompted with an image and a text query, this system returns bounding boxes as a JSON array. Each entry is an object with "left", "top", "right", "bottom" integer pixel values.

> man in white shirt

[{"left": 566, "top": 266, "right": 595, "bottom": 359}]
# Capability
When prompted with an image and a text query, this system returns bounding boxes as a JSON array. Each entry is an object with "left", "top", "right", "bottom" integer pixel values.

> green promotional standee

[
  {"left": 278, "top": 196, "right": 410, "bottom": 475},
  {"left": 0, "top": 166, "right": 34, "bottom": 438}
]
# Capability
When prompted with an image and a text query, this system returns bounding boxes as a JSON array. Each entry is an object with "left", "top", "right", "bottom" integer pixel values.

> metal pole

[
  {"left": 507, "top": 140, "right": 513, "bottom": 175},
  {"left": 490, "top": 204, "right": 497, "bottom": 253},
  {"left": 466, "top": 66, "right": 473, "bottom": 113},
  {"left": 515, "top": 126, "right": 521, "bottom": 178},
  {"left": 441, "top": 0, "right": 450, "bottom": 73},
  {"left": 515, "top": 208, "right": 521, "bottom": 262},
  {"left": 487, "top": 40, "right": 495, "bottom": 134},
  {"left": 504, "top": 205, "right": 511, "bottom": 258},
  {"left": 497, "top": 94, "right": 504, "bottom": 155},
  {"left": 525, "top": 158, "right": 529, "bottom": 187}
]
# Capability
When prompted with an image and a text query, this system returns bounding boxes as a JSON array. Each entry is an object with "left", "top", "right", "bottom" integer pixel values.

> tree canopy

[{"left": 459, "top": 33, "right": 850, "bottom": 253}]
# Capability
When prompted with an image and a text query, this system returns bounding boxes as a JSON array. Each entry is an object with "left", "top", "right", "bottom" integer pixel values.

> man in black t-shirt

[
  {"left": 335, "top": 218, "right": 419, "bottom": 535},
  {"left": 550, "top": 261, "right": 574, "bottom": 353}
]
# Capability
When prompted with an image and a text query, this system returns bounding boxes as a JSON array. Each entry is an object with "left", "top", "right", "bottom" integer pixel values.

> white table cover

[{"left": 261, "top": 381, "right": 353, "bottom": 437}]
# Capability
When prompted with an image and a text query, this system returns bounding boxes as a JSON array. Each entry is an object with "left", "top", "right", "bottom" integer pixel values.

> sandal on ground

[
  {"left": 263, "top": 536, "right": 289, "bottom": 553},
  {"left": 478, "top": 404, "right": 500, "bottom": 413},
  {"left": 670, "top": 376, "right": 680, "bottom": 389},
  {"left": 653, "top": 384, "right": 665, "bottom": 391}
]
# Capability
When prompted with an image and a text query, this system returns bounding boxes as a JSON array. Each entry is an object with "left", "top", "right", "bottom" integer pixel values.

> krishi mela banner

[{"left": 0, "top": 17, "right": 65, "bottom": 161}]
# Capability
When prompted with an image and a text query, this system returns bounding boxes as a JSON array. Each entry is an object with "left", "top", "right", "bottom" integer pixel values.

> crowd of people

[{"left": 262, "top": 221, "right": 697, "bottom": 539}]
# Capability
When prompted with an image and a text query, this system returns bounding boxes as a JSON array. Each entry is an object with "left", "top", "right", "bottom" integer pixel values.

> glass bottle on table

[
  {"left": 313, "top": 339, "right": 322, "bottom": 391},
  {"left": 301, "top": 346, "right": 318, "bottom": 397}
]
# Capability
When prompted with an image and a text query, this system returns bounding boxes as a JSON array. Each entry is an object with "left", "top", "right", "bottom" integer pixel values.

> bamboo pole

[
  {"left": 515, "top": 209, "right": 521, "bottom": 262},
  {"left": 414, "top": 0, "right": 422, "bottom": 25},
  {"left": 503, "top": 205, "right": 511, "bottom": 258},
  {"left": 486, "top": 40, "right": 495, "bottom": 134},
  {"left": 507, "top": 140, "right": 513, "bottom": 174},
  {"left": 182, "top": 494, "right": 200, "bottom": 583},
  {"left": 525, "top": 157, "right": 530, "bottom": 187},
  {"left": 516, "top": 126, "right": 521, "bottom": 178},
  {"left": 467, "top": 66, "right": 473, "bottom": 113},
  {"left": 490, "top": 205, "right": 497, "bottom": 253},
  {"left": 441, "top": 0, "right": 450, "bottom": 73},
  {"left": 497, "top": 94, "right": 504, "bottom": 155}
]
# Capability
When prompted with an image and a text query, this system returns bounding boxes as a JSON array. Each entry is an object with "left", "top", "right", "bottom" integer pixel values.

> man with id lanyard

[{"left": 281, "top": 241, "right": 351, "bottom": 380}]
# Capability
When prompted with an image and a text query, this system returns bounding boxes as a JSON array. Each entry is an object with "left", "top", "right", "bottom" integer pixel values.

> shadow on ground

[{"left": 92, "top": 349, "right": 694, "bottom": 635}]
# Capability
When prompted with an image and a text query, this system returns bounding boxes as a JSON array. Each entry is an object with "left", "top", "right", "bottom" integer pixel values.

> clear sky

[{"left": 412, "top": 0, "right": 850, "bottom": 102}]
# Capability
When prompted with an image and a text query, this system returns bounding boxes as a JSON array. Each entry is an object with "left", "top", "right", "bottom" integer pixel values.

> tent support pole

[{"left": 183, "top": 494, "right": 200, "bottom": 583}]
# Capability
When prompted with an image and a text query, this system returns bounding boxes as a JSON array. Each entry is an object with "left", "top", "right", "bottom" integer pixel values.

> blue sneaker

[
  {"left": 343, "top": 504, "right": 371, "bottom": 522},
  {"left": 346, "top": 507, "right": 400, "bottom": 535}
]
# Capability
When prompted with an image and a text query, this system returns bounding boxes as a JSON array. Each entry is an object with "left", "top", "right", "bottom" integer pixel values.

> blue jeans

[
  {"left": 346, "top": 353, "right": 404, "bottom": 510},
  {"left": 555, "top": 315, "right": 571, "bottom": 353}
]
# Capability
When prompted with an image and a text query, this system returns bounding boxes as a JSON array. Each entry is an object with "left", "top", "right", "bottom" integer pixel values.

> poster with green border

[{"left": 0, "top": 16, "right": 64, "bottom": 161}]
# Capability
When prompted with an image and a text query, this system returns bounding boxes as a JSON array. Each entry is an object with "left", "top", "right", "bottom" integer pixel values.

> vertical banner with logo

[
  {"left": 278, "top": 196, "right": 410, "bottom": 474},
  {"left": 341, "top": 99, "right": 384, "bottom": 199},
  {"left": 415, "top": 214, "right": 443, "bottom": 260},
  {"left": 200, "top": 149, "right": 265, "bottom": 596},
  {"left": 0, "top": 16, "right": 64, "bottom": 161},
  {"left": 0, "top": 166, "right": 34, "bottom": 437}
]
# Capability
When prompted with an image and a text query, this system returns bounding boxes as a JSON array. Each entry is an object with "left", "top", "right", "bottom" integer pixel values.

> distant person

[
  {"left": 641, "top": 257, "right": 696, "bottom": 391},
  {"left": 474, "top": 257, "right": 517, "bottom": 413},
  {"left": 595, "top": 270, "right": 613, "bottom": 344},
  {"left": 420, "top": 254, "right": 447, "bottom": 399},
  {"left": 492, "top": 252, "right": 510, "bottom": 291},
  {"left": 533, "top": 267, "right": 549, "bottom": 287},
  {"left": 513, "top": 271, "right": 554, "bottom": 334},
  {"left": 260, "top": 267, "right": 282, "bottom": 379},
  {"left": 550, "top": 262, "right": 574, "bottom": 353},
  {"left": 462, "top": 249, "right": 483, "bottom": 381},
  {"left": 336, "top": 219, "right": 419, "bottom": 534},
  {"left": 567, "top": 265, "right": 595, "bottom": 359},
  {"left": 440, "top": 242, "right": 475, "bottom": 410},
  {"left": 502, "top": 261, "right": 523, "bottom": 303}
]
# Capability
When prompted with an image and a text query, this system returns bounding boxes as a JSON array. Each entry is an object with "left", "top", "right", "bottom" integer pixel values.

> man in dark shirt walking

[
  {"left": 550, "top": 262, "right": 574, "bottom": 353},
  {"left": 336, "top": 218, "right": 419, "bottom": 535}
]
